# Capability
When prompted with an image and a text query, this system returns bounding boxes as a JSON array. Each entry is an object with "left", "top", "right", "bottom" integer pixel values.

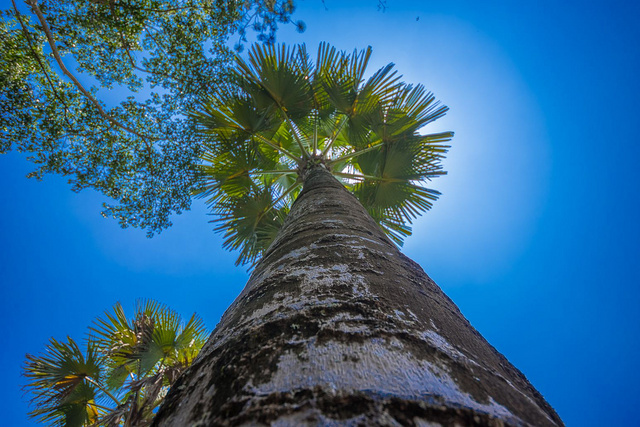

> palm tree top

[
  {"left": 192, "top": 42, "right": 453, "bottom": 266},
  {"left": 23, "top": 300, "right": 208, "bottom": 427}
]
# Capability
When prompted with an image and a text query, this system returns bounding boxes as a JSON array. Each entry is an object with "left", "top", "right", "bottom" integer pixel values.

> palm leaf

[
  {"left": 25, "top": 301, "right": 208, "bottom": 426},
  {"left": 240, "top": 43, "right": 314, "bottom": 122},
  {"left": 174, "top": 313, "right": 208, "bottom": 366},
  {"left": 212, "top": 184, "right": 291, "bottom": 266},
  {"left": 23, "top": 337, "right": 105, "bottom": 427},
  {"left": 193, "top": 42, "right": 452, "bottom": 264}
]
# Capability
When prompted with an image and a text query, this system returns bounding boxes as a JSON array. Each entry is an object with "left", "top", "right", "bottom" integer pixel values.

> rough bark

[{"left": 153, "top": 166, "right": 563, "bottom": 426}]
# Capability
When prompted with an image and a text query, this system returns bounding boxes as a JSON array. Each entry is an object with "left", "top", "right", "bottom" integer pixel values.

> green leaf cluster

[
  {"left": 192, "top": 43, "right": 453, "bottom": 265},
  {"left": 1, "top": 0, "right": 300, "bottom": 236},
  {"left": 23, "top": 300, "right": 208, "bottom": 427}
]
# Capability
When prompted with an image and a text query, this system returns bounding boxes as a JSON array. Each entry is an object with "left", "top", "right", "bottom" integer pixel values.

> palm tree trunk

[{"left": 154, "top": 165, "right": 562, "bottom": 426}]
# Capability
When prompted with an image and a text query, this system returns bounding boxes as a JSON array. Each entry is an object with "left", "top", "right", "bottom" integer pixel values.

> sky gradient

[{"left": 2, "top": 0, "right": 639, "bottom": 425}]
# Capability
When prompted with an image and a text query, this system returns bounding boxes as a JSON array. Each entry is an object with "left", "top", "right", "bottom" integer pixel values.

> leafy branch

[{"left": 26, "top": 0, "right": 158, "bottom": 146}]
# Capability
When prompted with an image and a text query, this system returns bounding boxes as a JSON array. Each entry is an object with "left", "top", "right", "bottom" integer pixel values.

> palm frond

[
  {"left": 349, "top": 131, "right": 451, "bottom": 244},
  {"left": 212, "top": 184, "right": 292, "bottom": 266},
  {"left": 23, "top": 337, "right": 105, "bottom": 426},
  {"left": 25, "top": 301, "right": 208, "bottom": 426},
  {"left": 193, "top": 42, "right": 452, "bottom": 264},
  {"left": 242, "top": 43, "right": 315, "bottom": 123},
  {"left": 90, "top": 300, "right": 209, "bottom": 378}
]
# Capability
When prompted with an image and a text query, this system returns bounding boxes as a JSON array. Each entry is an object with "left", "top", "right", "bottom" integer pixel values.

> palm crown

[
  {"left": 23, "top": 300, "right": 208, "bottom": 427},
  {"left": 192, "top": 43, "right": 453, "bottom": 266}
]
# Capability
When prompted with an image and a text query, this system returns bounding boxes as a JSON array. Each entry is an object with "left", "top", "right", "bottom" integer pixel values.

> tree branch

[
  {"left": 118, "top": 24, "right": 173, "bottom": 80},
  {"left": 26, "top": 0, "right": 158, "bottom": 146},
  {"left": 11, "top": 0, "right": 76, "bottom": 130}
]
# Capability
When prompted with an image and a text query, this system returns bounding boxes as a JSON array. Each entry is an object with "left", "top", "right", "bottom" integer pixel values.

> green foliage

[
  {"left": 2, "top": 0, "right": 450, "bottom": 266},
  {"left": 1, "top": 0, "right": 300, "bottom": 235},
  {"left": 23, "top": 300, "right": 209, "bottom": 427},
  {"left": 192, "top": 43, "right": 453, "bottom": 265}
]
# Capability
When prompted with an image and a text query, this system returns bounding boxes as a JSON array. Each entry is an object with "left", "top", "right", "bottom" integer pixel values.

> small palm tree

[
  {"left": 23, "top": 300, "right": 208, "bottom": 427},
  {"left": 192, "top": 42, "right": 452, "bottom": 265}
]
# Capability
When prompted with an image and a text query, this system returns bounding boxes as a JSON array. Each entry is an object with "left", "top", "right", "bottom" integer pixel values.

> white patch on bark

[
  {"left": 325, "top": 312, "right": 365, "bottom": 324},
  {"left": 334, "top": 322, "right": 371, "bottom": 334},
  {"left": 404, "top": 309, "right": 420, "bottom": 322},
  {"left": 413, "top": 420, "right": 443, "bottom": 427},
  {"left": 286, "top": 264, "right": 372, "bottom": 297},
  {"left": 394, "top": 309, "right": 408, "bottom": 320},
  {"left": 238, "top": 263, "right": 373, "bottom": 327},
  {"left": 306, "top": 238, "right": 389, "bottom": 273},
  {"left": 421, "top": 330, "right": 471, "bottom": 363},
  {"left": 277, "top": 245, "right": 316, "bottom": 263},
  {"left": 331, "top": 233, "right": 396, "bottom": 253},
  {"left": 251, "top": 338, "right": 520, "bottom": 424},
  {"left": 241, "top": 293, "right": 346, "bottom": 325}
]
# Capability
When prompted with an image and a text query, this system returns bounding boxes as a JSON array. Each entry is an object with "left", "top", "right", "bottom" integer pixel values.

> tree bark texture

[{"left": 154, "top": 166, "right": 562, "bottom": 426}]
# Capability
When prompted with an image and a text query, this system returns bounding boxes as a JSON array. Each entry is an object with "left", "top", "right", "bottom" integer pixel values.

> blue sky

[{"left": 2, "top": 0, "right": 639, "bottom": 425}]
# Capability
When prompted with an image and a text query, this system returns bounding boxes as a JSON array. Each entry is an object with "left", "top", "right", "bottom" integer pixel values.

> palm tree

[
  {"left": 23, "top": 300, "right": 208, "bottom": 427},
  {"left": 153, "top": 44, "right": 563, "bottom": 426}
]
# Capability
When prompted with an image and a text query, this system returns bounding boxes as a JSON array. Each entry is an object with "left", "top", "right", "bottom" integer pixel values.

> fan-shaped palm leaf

[
  {"left": 90, "top": 300, "right": 208, "bottom": 378},
  {"left": 193, "top": 42, "right": 452, "bottom": 265},
  {"left": 24, "top": 301, "right": 209, "bottom": 426},
  {"left": 23, "top": 337, "right": 111, "bottom": 427}
]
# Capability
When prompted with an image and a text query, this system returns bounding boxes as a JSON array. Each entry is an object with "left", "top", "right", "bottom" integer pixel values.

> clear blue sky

[{"left": 2, "top": 0, "right": 639, "bottom": 425}]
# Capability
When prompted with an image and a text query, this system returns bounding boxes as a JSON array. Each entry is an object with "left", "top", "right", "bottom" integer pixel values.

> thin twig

[
  {"left": 145, "top": 24, "right": 172, "bottom": 58},
  {"left": 118, "top": 25, "right": 173, "bottom": 79}
]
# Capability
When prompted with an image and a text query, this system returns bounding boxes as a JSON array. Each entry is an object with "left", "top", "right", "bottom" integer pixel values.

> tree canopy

[
  {"left": 1, "top": 1, "right": 451, "bottom": 266},
  {"left": 193, "top": 43, "right": 453, "bottom": 265},
  {"left": 23, "top": 300, "right": 209, "bottom": 426},
  {"left": 1, "top": 0, "right": 302, "bottom": 235}
]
